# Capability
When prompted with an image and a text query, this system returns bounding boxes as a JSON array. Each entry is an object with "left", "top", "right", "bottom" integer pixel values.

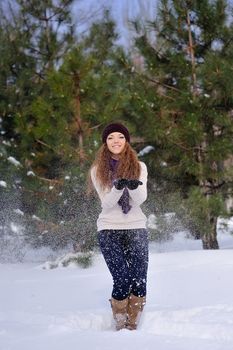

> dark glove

[
  {"left": 127, "top": 179, "right": 143, "bottom": 190},
  {"left": 113, "top": 178, "right": 128, "bottom": 190}
]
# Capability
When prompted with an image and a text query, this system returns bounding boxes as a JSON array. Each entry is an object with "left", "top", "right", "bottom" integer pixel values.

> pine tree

[
  {"left": 23, "top": 12, "right": 135, "bottom": 250},
  {"left": 0, "top": 0, "right": 75, "bottom": 168},
  {"left": 1, "top": 6, "right": 136, "bottom": 251},
  {"left": 16, "top": 0, "right": 75, "bottom": 75},
  {"left": 133, "top": 0, "right": 233, "bottom": 248}
]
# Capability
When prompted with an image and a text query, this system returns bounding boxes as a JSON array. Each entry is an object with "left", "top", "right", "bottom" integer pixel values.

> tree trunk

[
  {"left": 73, "top": 72, "right": 85, "bottom": 164},
  {"left": 186, "top": 9, "right": 198, "bottom": 96},
  {"left": 201, "top": 216, "right": 219, "bottom": 249},
  {"left": 196, "top": 147, "right": 220, "bottom": 250}
]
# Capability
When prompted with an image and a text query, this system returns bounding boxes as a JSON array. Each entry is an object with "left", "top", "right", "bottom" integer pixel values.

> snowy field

[{"left": 1, "top": 227, "right": 233, "bottom": 350}]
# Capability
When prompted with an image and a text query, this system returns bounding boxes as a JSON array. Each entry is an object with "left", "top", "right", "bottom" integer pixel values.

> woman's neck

[{"left": 111, "top": 155, "right": 120, "bottom": 160}]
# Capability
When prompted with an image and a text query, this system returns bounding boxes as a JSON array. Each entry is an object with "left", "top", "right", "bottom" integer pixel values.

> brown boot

[
  {"left": 126, "top": 294, "right": 146, "bottom": 330},
  {"left": 110, "top": 297, "right": 128, "bottom": 331}
]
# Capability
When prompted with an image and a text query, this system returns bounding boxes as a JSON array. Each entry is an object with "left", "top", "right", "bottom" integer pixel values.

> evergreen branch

[
  {"left": 34, "top": 71, "right": 46, "bottom": 81},
  {"left": 36, "top": 176, "right": 62, "bottom": 184},
  {"left": 26, "top": 46, "right": 49, "bottom": 58},
  {"left": 145, "top": 75, "right": 181, "bottom": 93},
  {"left": 35, "top": 139, "right": 61, "bottom": 154},
  {"left": 77, "top": 6, "right": 106, "bottom": 27},
  {"left": 35, "top": 1, "right": 72, "bottom": 22},
  {"left": 168, "top": 140, "right": 192, "bottom": 151},
  {"left": 89, "top": 123, "right": 103, "bottom": 131},
  {"left": 156, "top": 91, "right": 176, "bottom": 101},
  {"left": 199, "top": 181, "right": 226, "bottom": 190}
]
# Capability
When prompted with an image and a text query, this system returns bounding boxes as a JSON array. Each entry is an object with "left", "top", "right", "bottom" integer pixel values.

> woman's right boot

[{"left": 110, "top": 297, "right": 128, "bottom": 331}]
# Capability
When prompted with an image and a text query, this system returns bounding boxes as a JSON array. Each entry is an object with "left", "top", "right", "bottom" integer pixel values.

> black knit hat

[{"left": 102, "top": 122, "right": 130, "bottom": 143}]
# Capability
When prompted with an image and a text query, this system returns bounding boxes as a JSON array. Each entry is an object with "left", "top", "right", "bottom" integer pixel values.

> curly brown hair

[{"left": 87, "top": 142, "right": 141, "bottom": 193}]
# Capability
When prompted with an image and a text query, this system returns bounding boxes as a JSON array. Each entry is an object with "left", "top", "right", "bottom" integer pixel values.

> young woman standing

[{"left": 89, "top": 122, "right": 149, "bottom": 331}]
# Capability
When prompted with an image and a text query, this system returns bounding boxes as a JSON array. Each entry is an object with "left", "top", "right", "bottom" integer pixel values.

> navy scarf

[{"left": 109, "top": 158, "right": 132, "bottom": 214}]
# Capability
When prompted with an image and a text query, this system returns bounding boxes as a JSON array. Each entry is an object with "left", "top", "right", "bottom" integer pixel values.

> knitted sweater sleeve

[
  {"left": 90, "top": 167, "right": 124, "bottom": 209},
  {"left": 128, "top": 162, "right": 148, "bottom": 205}
]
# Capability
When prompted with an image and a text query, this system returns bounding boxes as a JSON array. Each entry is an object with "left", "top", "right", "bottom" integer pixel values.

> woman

[{"left": 89, "top": 122, "right": 149, "bottom": 331}]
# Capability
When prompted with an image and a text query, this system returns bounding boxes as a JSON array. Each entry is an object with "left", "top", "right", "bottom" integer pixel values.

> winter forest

[
  {"left": 1, "top": 0, "right": 233, "bottom": 260},
  {"left": 1, "top": 0, "right": 233, "bottom": 348}
]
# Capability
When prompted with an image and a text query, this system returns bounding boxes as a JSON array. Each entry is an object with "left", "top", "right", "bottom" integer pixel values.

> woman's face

[{"left": 106, "top": 132, "right": 126, "bottom": 158}]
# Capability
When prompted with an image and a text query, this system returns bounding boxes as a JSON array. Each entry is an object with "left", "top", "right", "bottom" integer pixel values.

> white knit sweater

[{"left": 91, "top": 161, "right": 148, "bottom": 231}]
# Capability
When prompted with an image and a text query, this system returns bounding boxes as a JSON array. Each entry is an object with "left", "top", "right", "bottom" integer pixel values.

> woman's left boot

[
  {"left": 126, "top": 294, "right": 146, "bottom": 330},
  {"left": 110, "top": 297, "right": 128, "bottom": 331}
]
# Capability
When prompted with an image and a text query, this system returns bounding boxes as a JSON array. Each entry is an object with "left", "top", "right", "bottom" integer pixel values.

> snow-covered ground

[{"left": 1, "top": 229, "right": 233, "bottom": 350}]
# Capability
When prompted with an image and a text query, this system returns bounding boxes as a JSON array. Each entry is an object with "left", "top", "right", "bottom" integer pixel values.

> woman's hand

[
  {"left": 113, "top": 178, "right": 128, "bottom": 190},
  {"left": 127, "top": 179, "right": 143, "bottom": 190}
]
